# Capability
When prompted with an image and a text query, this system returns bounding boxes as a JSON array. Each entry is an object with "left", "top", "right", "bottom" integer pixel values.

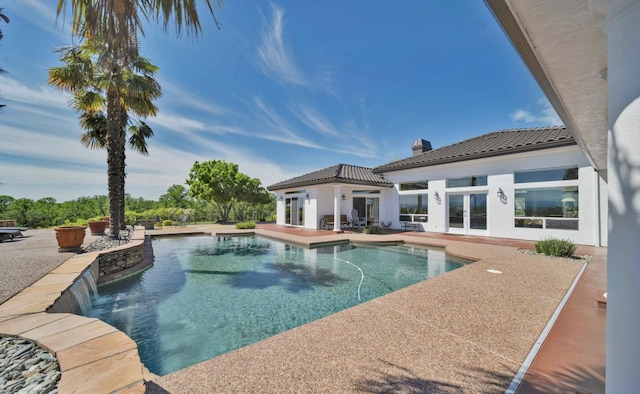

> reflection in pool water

[{"left": 87, "top": 235, "right": 466, "bottom": 375}]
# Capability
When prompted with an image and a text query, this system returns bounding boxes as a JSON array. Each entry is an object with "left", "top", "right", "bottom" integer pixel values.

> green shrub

[
  {"left": 63, "top": 218, "right": 88, "bottom": 226},
  {"left": 162, "top": 219, "right": 174, "bottom": 227},
  {"left": 362, "top": 225, "right": 382, "bottom": 234},
  {"left": 235, "top": 221, "right": 256, "bottom": 229},
  {"left": 534, "top": 237, "right": 576, "bottom": 258}
]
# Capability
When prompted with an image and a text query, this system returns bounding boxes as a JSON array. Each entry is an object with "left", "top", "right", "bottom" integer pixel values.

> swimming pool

[{"left": 87, "top": 235, "right": 467, "bottom": 375}]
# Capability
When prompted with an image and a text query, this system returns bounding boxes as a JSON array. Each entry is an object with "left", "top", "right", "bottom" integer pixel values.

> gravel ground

[
  {"left": 1, "top": 229, "right": 87, "bottom": 304},
  {"left": 0, "top": 228, "right": 124, "bottom": 305}
]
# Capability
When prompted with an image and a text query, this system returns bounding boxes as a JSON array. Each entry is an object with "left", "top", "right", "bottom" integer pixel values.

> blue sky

[{"left": 0, "top": 1, "right": 561, "bottom": 202}]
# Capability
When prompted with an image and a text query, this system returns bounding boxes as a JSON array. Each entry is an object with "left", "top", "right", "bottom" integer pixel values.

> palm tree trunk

[
  {"left": 119, "top": 150, "right": 126, "bottom": 230},
  {"left": 106, "top": 88, "right": 123, "bottom": 238}
]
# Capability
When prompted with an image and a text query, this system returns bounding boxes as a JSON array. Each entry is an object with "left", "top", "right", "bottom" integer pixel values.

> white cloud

[
  {"left": 293, "top": 106, "right": 340, "bottom": 137},
  {"left": 510, "top": 109, "right": 535, "bottom": 123},
  {"left": 0, "top": 75, "right": 71, "bottom": 109},
  {"left": 146, "top": 112, "right": 208, "bottom": 133},
  {"left": 256, "top": 5, "right": 307, "bottom": 86},
  {"left": 159, "top": 79, "right": 229, "bottom": 116},
  {"left": 250, "top": 96, "right": 319, "bottom": 148},
  {"left": 510, "top": 97, "right": 563, "bottom": 125}
]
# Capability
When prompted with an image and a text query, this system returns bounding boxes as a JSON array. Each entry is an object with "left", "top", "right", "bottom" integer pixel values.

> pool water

[{"left": 87, "top": 235, "right": 466, "bottom": 375}]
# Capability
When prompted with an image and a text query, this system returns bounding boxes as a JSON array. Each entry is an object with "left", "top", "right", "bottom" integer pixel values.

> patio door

[
  {"left": 447, "top": 193, "right": 487, "bottom": 234},
  {"left": 353, "top": 197, "right": 379, "bottom": 226},
  {"left": 285, "top": 197, "right": 304, "bottom": 226}
]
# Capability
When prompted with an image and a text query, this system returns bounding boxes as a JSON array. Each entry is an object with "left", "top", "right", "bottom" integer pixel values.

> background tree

[
  {"left": 125, "top": 194, "right": 157, "bottom": 212},
  {"left": 49, "top": 39, "right": 161, "bottom": 236},
  {"left": 159, "top": 184, "right": 192, "bottom": 209},
  {"left": 3, "top": 198, "right": 34, "bottom": 227},
  {"left": 0, "top": 195, "right": 15, "bottom": 217},
  {"left": 186, "top": 160, "right": 269, "bottom": 223}
]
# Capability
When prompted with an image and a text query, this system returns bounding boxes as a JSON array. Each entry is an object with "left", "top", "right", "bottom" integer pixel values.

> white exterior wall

[
  {"left": 275, "top": 184, "right": 393, "bottom": 230},
  {"left": 383, "top": 145, "right": 604, "bottom": 246},
  {"left": 606, "top": 0, "right": 640, "bottom": 388}
]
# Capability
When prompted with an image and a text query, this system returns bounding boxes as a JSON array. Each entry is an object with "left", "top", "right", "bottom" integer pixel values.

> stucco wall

[{"left": 382, "top": 145, "right": 605, "bottom": 246}]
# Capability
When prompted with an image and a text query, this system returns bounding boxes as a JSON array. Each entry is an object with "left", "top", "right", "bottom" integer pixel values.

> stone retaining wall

[{"left": 98, "top": 242, "right": 145, "bottom": 278}]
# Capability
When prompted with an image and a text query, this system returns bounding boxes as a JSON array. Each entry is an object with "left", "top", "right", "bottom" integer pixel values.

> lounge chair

[
  {"left": 0, "top": 228, "right": 23, "bottom": 241},
  {"left": 1, "top": 226, "right": 29, "bottom": 232},
  {"left": 350, "top": 209, "right": 366, "bottom": 229}
]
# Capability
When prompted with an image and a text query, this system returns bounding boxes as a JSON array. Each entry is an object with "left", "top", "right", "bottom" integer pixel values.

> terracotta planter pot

[
  {"left": 102, "top": 216, "right": 110, "bottom": 222},
  {"left": 55, "top": 226, "right": 87, "bottom": 252},
  {"left": 88, "top": 220, "right": 108, "bottom": 235}
]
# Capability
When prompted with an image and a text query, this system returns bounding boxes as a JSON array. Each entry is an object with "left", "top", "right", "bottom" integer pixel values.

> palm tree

[
  {"left": 54, "top": 1, "right": 222, "bottom": 237},
  {"left": 49, "top": 40, "right": 161, "bottom": 235},
  {"left": 56, "top": 1, "right": 221, "bottom": 56}
]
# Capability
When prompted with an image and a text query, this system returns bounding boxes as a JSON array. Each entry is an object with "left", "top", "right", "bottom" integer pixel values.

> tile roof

[
  {"left": 267, "top": 164, "right": 393, "bottom": 191},
  {"left": 373, "top": 125, "right": 575, "bottom": 173}
]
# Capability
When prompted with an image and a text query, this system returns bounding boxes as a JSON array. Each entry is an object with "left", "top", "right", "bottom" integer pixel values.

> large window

[
  {"left": 399, "top": 193, "right": 428, "bottom": 222},
  {"left": 515, "top": 166, "right": 578, "bottom": 183},
  {"left": 446, "top": 175, "right": 487, "bottom": 188},
  {"left": 514, "top": 166, "right": 579, "bottom": 230},
  {"left": 400, "top": 180, "right": 428, "bottom": 191},
  {"left": 514, "top": 187, "right": 578, "bottom": 230}
]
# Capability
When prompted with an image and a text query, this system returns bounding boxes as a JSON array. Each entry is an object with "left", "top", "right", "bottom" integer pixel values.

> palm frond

[
  {"left": 128, "top": 121, "right": 154, "bottom": 155},
  {"left": 79, "top": 111, "right": 108, "bottom": 149}
]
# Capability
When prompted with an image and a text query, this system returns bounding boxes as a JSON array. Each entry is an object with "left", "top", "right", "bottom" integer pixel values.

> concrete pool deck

[{"left": 0, "top": 224, "right": 605, "bottom": 393}]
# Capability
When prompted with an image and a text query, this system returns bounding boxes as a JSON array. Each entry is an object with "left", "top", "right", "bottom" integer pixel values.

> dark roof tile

[
  {"left": 373, "top": 125, "right": 574, "bottom": 173},
  {"left": 267, "top": 164, "right": 393, "bottom": 191}
]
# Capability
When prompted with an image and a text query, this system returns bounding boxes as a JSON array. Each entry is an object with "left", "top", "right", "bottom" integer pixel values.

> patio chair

[{"left": 351, "top": 209, "right": 366, "bottom": 230}]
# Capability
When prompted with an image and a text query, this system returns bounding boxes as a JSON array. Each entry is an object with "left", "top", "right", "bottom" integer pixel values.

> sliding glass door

[{"left": 353, "top": 197, "right": 379, "bottom": 226}]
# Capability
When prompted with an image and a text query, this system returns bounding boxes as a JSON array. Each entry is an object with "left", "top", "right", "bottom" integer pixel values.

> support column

[
  {"left": 606, "top": 0, "right": 640, "bottom": 390},
  {"left": 333, "top": 186, "right": 342, "bottom": 232}
]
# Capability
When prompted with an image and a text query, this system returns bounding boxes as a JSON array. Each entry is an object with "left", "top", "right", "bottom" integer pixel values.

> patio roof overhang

[{"left": 485, "top": 0, "right": 608, "bottom": 173}]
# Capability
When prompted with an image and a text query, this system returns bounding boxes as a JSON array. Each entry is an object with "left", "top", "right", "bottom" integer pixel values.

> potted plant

[
  {"left": 87, "top": 218, "right": 109, "bottom": 235},
  {"left": 55, "top": 225, "right": 87, "bottom": 252}
]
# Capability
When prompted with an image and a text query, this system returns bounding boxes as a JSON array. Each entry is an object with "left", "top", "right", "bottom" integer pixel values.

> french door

[
  {"left": 285, "top": 197, "right": 304, "bottom": 226},
  {"left": 447, "top": 193, "right": 487, "bottom": 234}
]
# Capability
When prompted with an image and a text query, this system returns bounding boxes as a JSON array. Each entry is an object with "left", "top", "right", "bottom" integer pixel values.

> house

[
  {"left": 268, "top": 125, "right": 607, "bottom": 247},
  {"left": 485, "top": 1, "right": 638, "bottom": 389}
]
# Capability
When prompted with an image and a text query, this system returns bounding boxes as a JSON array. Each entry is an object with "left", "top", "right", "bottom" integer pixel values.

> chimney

[{"left": 412, "top": 138, "right": 432, "bottom": 156}]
